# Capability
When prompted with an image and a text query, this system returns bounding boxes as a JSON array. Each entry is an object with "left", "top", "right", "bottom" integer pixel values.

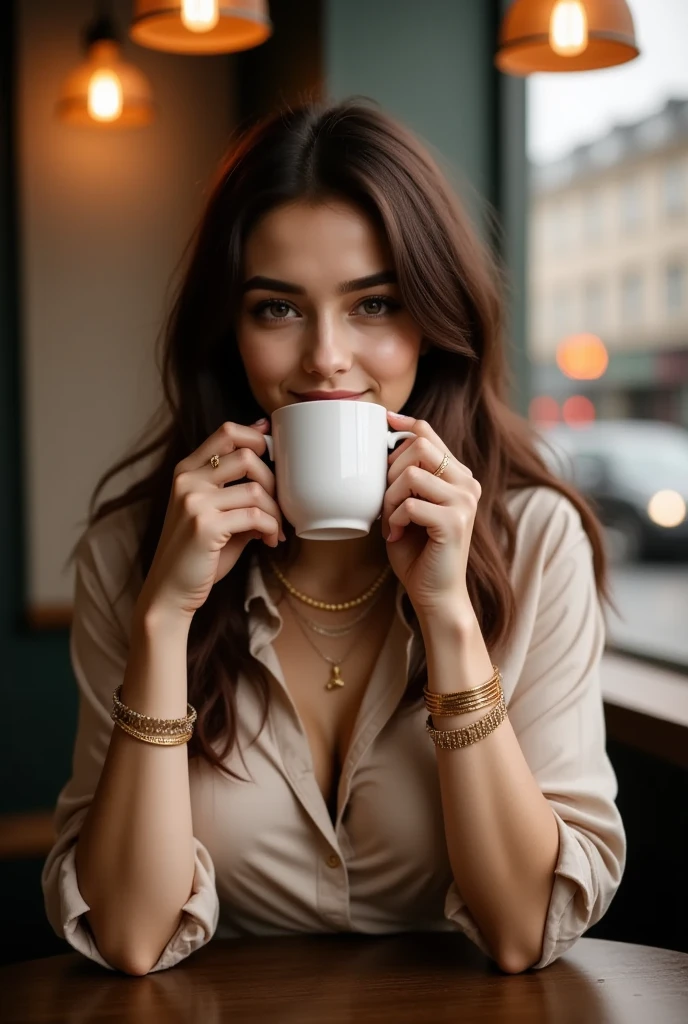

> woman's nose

[{"left": 301, "top": 317, "right": 352, "bottom": 378}]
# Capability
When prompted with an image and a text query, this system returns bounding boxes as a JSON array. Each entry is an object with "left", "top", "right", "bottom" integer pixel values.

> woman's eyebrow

[{"left": 241, "top": 270, "right": 397, "bottom": 295}]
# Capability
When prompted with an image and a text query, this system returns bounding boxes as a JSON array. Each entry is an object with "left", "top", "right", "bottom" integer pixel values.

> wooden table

[{"left": 1, "top": 933, "right": 686, "bottom": 1023}]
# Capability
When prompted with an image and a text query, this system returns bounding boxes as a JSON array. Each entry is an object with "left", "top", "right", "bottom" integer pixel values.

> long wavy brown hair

[{"left": 69, "top": 97, "right": 610, "bottom": 781}]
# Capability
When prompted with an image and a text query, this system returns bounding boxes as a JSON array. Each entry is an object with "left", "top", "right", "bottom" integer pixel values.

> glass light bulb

[
  {"left": 550, "top": 0, "right": 588, "bottom": 57},
  {"left": 87, "top": 69, "right": 123, "bottom": 122},
  {"left": 181, "top": 0, "right": 220, "bottom": 33}
]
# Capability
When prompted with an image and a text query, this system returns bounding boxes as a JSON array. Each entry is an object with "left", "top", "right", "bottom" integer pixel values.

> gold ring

[
  {"left": 433, "top": 452, "right": 450, "bottom": 478},
  {"left": 209, "top": 454, "right": 220, "bottom": 469}
]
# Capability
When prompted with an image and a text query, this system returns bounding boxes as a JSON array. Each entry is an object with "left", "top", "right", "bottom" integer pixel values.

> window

[
  {"left": 663, "top": 160, "right": 686, "bottom": 217},
  {"left": 620, "top": 270, "right": 643, "bottom": 325},
  {"left": 583, "top": 279, "right": 605, "bottom": 332},
  {"left": 582, "top": 188, "right": 604, "bottom": 243},
  {"left": 548, "top": 199, "right": 572, "bottom": 253},
  {"left": 527, "top": 12, "right": 688, "bottom": 673},
  {"left": 551, "top": 285, "right": 572, "bottom": 337},
  {"left": 619, "top": 176, "right": 644, "bottom": 232},
  {"left": 666, "top": 262, "right": 686, "bottom": 315}
]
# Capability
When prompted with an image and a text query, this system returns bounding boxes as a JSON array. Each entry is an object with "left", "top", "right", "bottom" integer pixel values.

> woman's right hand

[{"left": 138, "top": 418, "right": 284, "bottom": 621}]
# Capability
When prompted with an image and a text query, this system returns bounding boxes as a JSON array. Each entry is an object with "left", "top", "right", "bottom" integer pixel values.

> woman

[{"left": 42, "top": 98, "right": 625, "bottom": 977}]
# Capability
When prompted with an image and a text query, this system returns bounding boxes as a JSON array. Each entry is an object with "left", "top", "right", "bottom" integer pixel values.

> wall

[
  {"left": 17, "top": 0, "right": 236, "bottom": 615},
  {"left": 3, "top": 0, "right": 235, "bottom": 813}
]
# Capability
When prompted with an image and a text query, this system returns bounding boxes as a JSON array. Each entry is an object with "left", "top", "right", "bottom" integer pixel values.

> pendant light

[
  {"left": 495, "top": 0, "right": 640, "bottom": 75},
  {"left": 129, "top": 0, "right": 272, "bottom": 55},
  {"left": 56, "top": 8, "right": 155, "bottom": 127}
]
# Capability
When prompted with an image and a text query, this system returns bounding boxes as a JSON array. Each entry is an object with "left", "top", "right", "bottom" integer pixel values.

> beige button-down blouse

[{"left": 42, "top": 484, "right": 626, "bottom": 973}]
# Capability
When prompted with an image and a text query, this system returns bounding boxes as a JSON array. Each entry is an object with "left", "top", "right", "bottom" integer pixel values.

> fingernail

[
  {"left": 252, "top": 417, "right": 268, "bottom": 426},
  {"left": 388, "top": 410, "right": 412, "bottom": 421},
  {"left": 279, "top": 528, "right": 287, "bottom": 543}
]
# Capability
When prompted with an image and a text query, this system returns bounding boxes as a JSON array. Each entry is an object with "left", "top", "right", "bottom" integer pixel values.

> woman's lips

[{"left": 293, "top": 391, "right": 367, "bottom": 401}]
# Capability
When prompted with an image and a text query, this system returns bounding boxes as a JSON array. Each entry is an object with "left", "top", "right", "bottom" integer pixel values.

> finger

[
  {"left": 388, "top": 493, "right": 478, "bottom": 543},
  {"left": 387, "top": 496, "right": 448, "bottom": 543},
  {"left": 213, "top": 480, "right": 285, "bottom": 540},
  {"left": 387, "top": 412, "right": 447, "bottom": 459},
  {"left": 381, "top": 465, "right": 454, "bottom": 540},
  {"left": 387, "top": 435, "right": 448, "bottom": 485},
  {"left": 217, "top": 507, "right": 282, "bottom": 547},
  {"left": 198, "top": 446, "right": 277, "bottom": 495},
  {"left": 178, "top": 419, "right": 270, "bottom": 475}
]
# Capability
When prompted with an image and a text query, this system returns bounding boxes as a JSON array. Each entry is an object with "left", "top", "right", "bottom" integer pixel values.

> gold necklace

[
  {"left": 285, "top": 581, "right": 387, "bottom": 637},
  {"left": 268, "top": 560, "right": 391, "bottom": 612},
  {"left": 286, "top": 601, "right": 373, "bottom": 690}
]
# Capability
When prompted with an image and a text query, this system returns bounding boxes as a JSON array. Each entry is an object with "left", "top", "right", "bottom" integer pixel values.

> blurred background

[{"left": 1, "top": 0, "right": 686, "bottom": 965}]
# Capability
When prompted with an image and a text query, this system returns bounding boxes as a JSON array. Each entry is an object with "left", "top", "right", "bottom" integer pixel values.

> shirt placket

[{"left": 245, "top": 562, "right": 416, "bottom": 931}]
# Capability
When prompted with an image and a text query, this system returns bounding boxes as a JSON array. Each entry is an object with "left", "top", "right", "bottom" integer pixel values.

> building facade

[{"left": 529, "top": 97, "right": 688, "bottom": 426}]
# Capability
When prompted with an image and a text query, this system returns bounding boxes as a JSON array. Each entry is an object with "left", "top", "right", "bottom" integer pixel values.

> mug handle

[
  {"left": 387, "top": 429, "right": 416, "bottom": 449},
  {"left": 264, "top": 434, "right": 274, "bottom": 461}
]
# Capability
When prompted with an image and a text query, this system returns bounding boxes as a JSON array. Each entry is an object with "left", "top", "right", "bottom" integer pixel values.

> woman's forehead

[{"left": 243, "top": 199, "right": 391, "bottom": 279}]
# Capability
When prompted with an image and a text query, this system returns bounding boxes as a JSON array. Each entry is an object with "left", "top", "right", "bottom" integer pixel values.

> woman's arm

[
  {"left": 421, "top": 611, "right": 559, "bottom": 975},
  {"left": 75, "top": 601, "right": 196, "bottom": 976},
  {"left": 42, "top": 520, "right": 218, "bottom": 977}
]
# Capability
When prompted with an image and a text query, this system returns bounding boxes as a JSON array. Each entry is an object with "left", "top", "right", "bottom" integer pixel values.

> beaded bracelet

[
  {"left": 425, "top": 695, "right": 508, "bottom": 750},
  {"left": 111, "top": 685, "right": 197, "bottom": 746}
]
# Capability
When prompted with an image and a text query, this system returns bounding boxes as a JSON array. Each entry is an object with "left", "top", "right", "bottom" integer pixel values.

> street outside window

[{"left": 527, "top": 0, "right": 688, "bottom": 668}]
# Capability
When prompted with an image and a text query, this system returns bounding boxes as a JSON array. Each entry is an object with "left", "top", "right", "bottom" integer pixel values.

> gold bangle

[
  {"left": 423, "top": 680, "right": 503, "bottom": 716},
  {"left": 113, "top": 717, "right": 193, "bottom": 746},
  {"left": 423, "top": 666, "right": 501, "bottom": 715},
  {"left": 112, "top": 685, "right": 197, "bottom": 729},
  {"left": 426, "top": 696, "right": 507, "bottom": 750}
]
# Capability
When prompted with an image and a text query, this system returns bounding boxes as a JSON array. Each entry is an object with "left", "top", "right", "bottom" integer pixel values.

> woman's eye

[
  {"left": 356, "top": 296, "right": 400, "bottom": 317},
  {"left": 253, "top": 300, "right": 297, "bottom": 321}
]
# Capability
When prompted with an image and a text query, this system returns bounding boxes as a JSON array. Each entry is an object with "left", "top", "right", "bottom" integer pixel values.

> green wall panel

[{"left": 325, "top": 0, "right": 498, "bottom": 222}]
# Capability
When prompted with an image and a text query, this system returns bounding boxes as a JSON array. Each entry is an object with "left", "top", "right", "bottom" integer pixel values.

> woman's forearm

[
  {"left": 420, "top": 610, "right": 559, "bottom": 975},
  {"left": 75, "top": 602, "right": 196, "bottom": 976}
]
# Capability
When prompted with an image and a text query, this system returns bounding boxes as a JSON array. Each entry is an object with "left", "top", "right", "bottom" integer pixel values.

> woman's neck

[{"left": 271, "top": 521, "right": 390, "bottom": 603}]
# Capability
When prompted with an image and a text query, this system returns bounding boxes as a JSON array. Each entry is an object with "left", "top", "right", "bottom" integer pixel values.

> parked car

[{"left": 537, "top": 419, "right": 688, "bottom": 561}]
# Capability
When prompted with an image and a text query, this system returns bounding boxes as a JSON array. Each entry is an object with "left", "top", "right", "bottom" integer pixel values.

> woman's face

[{"left": 236, "top": 199, "right": 424, "bottom": 416}]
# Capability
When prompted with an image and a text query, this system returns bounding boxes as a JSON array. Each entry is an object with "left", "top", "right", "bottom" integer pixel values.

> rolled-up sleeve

[
  {"left": 444, "top": 491, "right": 626, "bottom": 968},
  {"left": 41, "top": 515, "right": 220, "bottom": 972}
]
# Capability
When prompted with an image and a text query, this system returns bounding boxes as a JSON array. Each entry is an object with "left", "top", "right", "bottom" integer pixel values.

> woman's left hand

[{"left": 382, "top": 411, "right": 481, "bottom": 618}]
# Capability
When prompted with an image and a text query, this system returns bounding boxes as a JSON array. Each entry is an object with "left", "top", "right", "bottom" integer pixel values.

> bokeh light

[
  {"left": 562, "top": 394, "right": 596, "bottom": 426},
  {"left": 647, "top": 490, "right": 686, "bottom": 528},
  {"left": 556, "top": 333, "right": 609, "bottom": 380}
]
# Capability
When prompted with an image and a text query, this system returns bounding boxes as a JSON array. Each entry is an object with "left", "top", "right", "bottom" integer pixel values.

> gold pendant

[{"left": 325, "top": 664, "right": 345, "bottom": 690}]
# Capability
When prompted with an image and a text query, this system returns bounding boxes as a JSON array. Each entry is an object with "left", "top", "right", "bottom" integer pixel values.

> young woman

[{"left": 42, "top": 98, "right": 625, "bottom": 977}]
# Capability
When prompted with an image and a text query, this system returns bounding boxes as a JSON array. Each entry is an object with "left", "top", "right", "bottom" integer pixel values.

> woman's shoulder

[
  {"left": 504, "top": 484, "right": 589, "bottom": 567},
  {"left": 73, "top": 500, "right": 149, "bottom": 617}
]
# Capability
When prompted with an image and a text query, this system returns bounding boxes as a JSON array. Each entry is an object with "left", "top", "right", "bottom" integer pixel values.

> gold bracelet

[
  {"left": 423, "top": 680, "right": 503, "bottom": 716},
  {"left": 112, "top": 717, "right": 193, "bottom": 746},
  {"left": 423, "top": 666, "right": 501, "bottom": 716},
  {"left": 425, "top": 695, "right": 507, "bottom": 750},
  {"left": 111, "top": 685, "right": 197, "bottom": 744}
]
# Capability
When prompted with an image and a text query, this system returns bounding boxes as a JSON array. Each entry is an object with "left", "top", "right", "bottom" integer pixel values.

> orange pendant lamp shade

[
  {"left": 56, "top": 15, "right": 155, "bottom": 127},
  {"left": 496, "top": 0, "right": 640, "bottom": 75},
  {"left": 130, "top": 0, "right": 272, "bottom": 54}
]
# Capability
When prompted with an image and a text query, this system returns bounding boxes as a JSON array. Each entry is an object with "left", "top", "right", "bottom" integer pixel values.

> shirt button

[{"left": 326, "top": 853, "right": 341, "bottom": 868}]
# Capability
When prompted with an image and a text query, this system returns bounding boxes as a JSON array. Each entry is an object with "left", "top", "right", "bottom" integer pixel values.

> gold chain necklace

[
  {"left": 285, "top": 599, "right": 375, "bottom": 690},
  {"left": 268, "top": 560, "right": 391, "bottom": 612},
  {"left": 285, "top": 581, "right": 387, "bottom": 638}
]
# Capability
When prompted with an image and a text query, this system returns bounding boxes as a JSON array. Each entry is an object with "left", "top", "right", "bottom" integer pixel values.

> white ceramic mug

[{"left": 263, "top": 400, "right": 415, "bottom": 540}]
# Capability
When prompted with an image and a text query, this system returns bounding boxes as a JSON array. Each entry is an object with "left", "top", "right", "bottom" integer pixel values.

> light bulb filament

[
  {"left": 87, "top": 69, "right": 123, "bottom": 122},
  {"left": 550, "top": 0, "right": 588, "bottom": 57},
  {"left": 181, "top": 0, "right": 220, "bottom": 32}
]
